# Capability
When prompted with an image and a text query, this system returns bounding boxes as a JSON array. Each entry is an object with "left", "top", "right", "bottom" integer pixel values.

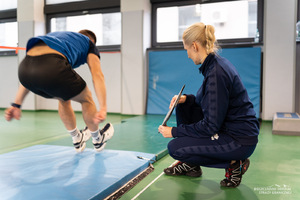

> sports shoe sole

[
  {"left": 75, "top": 142, "right": 86, "bottom": 153},
  {"left": 164, "top": 167, "right": 202, "bottom": 177},
  {"left": 164, "top": 162, "right": 202, "bottom": 177},
  {"left": 94, "top": 143, "right": 107, "bottom": 152}
]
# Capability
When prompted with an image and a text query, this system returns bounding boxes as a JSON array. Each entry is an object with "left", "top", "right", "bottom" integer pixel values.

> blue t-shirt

[{"left": 26, "top": 31, "right": 99, "bottom": 68}]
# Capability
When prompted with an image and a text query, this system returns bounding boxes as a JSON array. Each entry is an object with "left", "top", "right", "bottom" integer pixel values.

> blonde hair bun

[{"left": 182, "top": 22, "right": 219, "bottom": 54}]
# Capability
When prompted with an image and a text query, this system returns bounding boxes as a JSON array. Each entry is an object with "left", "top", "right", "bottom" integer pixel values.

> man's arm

[
  {"left": 5, "top": 84, "right": 29, "bottom": 121},
  {"left": 86, "top": 53, "right": 107, "bottom": 122}
]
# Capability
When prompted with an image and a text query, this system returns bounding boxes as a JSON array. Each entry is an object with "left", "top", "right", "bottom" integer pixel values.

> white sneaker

[
  {"left": 81, "top": 126, "right": 92, "bottom": 142},
  {"left": 73, "top": 127, "right": 91, "bottom": 153},
  {"left": 93, "top": 123, "right": 114, "bottom": 152}
]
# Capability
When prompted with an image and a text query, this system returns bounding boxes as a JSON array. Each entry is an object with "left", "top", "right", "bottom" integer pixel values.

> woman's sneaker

[
  {"left": 73, "top": 127, "right": 91, "bottom": 153},
  {"left": 220, "top": 159, "right": 250, "bottom": 188},
  {"left": 93, "top": 123, "right": 114, "bottom": 152},
  {"left": 164, "top": 161, "right": 202, "bottom": 177}
]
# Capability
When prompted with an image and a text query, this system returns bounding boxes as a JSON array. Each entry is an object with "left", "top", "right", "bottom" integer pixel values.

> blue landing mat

[{"left": 0, "top": 145, "right": 155, "bottom": 200}]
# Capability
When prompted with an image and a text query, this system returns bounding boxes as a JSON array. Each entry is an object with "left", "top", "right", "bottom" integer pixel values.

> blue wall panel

[{"left": 147, "top": 47, "right": 261, "bottom": 118}]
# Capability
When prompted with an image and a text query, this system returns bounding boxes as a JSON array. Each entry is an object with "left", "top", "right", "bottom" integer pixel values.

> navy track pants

[{"left": 167, "top": 103, "right": 257, "bottom": 169}]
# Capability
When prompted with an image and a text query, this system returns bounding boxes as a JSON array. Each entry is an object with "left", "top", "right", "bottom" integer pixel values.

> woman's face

[{"left": 183, "top": 41, "right": 201, "bottom": 65}]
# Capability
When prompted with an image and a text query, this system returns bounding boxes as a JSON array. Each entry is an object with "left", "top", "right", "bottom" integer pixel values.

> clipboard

[{"left": 161, "top": 85, "right": 185, "bottom": 126}]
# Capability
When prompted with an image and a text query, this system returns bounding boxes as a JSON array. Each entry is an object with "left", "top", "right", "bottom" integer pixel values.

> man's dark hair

[{"left": 79, "top": 29, "right": 97, "bottom": 44}]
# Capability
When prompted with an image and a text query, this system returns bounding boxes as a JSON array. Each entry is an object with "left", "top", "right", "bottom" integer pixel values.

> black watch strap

[{"left": 11, "top": 103, "right": 21, "bottom": 109}]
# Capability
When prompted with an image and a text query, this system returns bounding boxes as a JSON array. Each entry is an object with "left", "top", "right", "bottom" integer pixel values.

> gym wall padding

[{"left": 147, "top": 47, "right": 261, "bottom": 118}]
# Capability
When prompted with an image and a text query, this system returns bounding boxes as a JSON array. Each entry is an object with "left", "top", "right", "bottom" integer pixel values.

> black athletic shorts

[{"left": 18, "top": 54, "right": 86, "bottom": 101}]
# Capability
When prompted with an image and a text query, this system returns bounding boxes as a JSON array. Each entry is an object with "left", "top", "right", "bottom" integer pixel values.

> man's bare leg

[
  {"left": 58, "top": 97, "right": 92, "bottom": 152},
  {"left": 58, "top": 100, "right": 76, "bottom": 130},
  {"left": 71, "top": 86, "right": 114, "bottom": 152},
  {"left": 70, "top": 86, "right": 98, "bottom": 132}
]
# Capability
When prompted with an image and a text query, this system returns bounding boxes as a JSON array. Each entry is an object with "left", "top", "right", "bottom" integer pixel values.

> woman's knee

[{"left": 167, "top": 139, "right": 185, "bottom": 160}]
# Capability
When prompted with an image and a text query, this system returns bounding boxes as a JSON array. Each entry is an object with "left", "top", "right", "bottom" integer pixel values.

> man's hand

[
  {"left": 158, "top": 125, "right": 173, "bottom": 138},
  {"left": 93, "top": 109, "right": 107, "bottom": 124},
  {"left": 5, "top": 107, "right": 21, "bottom": 121}
]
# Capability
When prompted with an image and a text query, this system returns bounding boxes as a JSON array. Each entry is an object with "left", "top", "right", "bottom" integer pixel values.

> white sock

[
  {"left": 91, "top": 130, "right": 101, "bottom": 141},
  {"left": 68, "top": 127, "right": 81, "bottom": 142}
]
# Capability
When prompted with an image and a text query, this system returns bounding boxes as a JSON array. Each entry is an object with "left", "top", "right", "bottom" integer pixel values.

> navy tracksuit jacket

[{"left": 171, "top": 53, "right": 259, "bottom": 146}]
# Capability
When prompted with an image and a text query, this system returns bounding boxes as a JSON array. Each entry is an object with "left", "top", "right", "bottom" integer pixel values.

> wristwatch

[{"left": 11, "top": 103, "right": 21, "bottom": 109}]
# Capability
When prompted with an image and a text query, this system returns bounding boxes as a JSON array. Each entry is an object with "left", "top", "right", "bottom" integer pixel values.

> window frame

[
  {"left": 0, "top": 9, "right": 17, "bottom": 56},
  {"left": 151, "top": 0, "right": 264, "bottom": 49},
  {"left": 44, "top": 0, "right": 121, "bottom": 52}
]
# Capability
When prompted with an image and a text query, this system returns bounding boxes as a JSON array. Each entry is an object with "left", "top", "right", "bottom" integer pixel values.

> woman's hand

[
  {"left": 169, "top": 95, "right": 186, "bottom": 109},
  {"left": 158, "top": 125, "right": 173, "bottom": 138}
]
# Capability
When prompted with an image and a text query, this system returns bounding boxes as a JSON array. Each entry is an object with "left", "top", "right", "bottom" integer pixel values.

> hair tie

[{"left": 205, "top": 25, "right": 206, "bottom": 29}]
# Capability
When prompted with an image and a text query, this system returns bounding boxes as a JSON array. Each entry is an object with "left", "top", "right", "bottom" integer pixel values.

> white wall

[
  {"left": 0, "top": 56, "right": 19, "bottom": 108},
  {"left": 16, "top": 0, "right": 44, "bottom": 110},
  {"left": 262, "top": 0, "right": 297, "bottom": 120},
  {"left": 121, "top": 0, "right": 151, "bottom": 115}
]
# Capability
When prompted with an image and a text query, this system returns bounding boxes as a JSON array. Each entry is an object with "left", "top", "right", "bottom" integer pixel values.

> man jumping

[{"left": 5, "top": 30, "right": 114, "bottom": 152}]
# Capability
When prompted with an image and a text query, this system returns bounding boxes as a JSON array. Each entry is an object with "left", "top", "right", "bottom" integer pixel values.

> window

[
  {"left": 46, "top": 0, "right": 85, "bottom": 5},
  {"left": 0, "top": 21, "right": 18, "bottom": 50},
  {"left": 45, "top": 0, "right": 121, "bottom": 50},
  {"left": 152, "top": 0, "right": 263, "bottom": 48},
  {"left": 50, "top": 12, "right": 121, "bottom": 46},
  {"left": 0, "top": 0, "right": 17, "bottom": 54},
  {"left": 0, "top": 1, "right": 17, "bottom": 11}
]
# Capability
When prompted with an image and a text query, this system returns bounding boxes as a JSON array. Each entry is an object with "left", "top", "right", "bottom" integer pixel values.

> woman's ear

[
  {"left": 192, "top": 42, "right": 199, "bottom": 52},
  {"left": 192, "top": 42, "right": 196, "bottom": 51}
]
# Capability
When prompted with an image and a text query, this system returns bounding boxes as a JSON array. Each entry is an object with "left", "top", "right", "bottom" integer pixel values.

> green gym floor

[{"left": 0, "top": 110, "right": 299, "bottom": 200}]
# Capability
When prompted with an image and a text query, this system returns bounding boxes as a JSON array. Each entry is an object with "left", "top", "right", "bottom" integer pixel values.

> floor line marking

[{"left": 131, "top": 160, "right": 177, "bottom": 200}]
